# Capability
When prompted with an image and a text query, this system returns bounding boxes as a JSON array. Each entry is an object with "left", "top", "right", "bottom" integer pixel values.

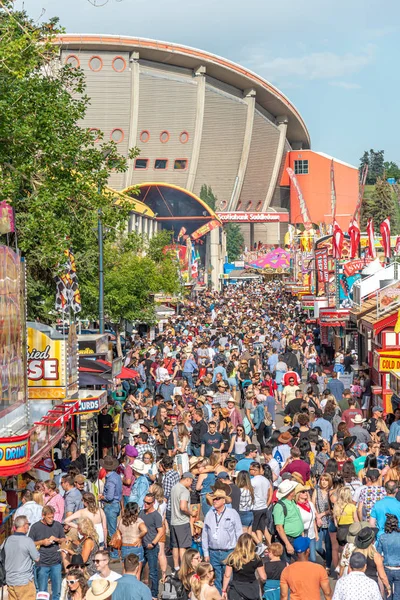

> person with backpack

[
  {"left": 4, "top": 515, "right": 39, "bottom": 600},
  {"left": 272, "top": 480, "right": 304, "bottom": 561}
]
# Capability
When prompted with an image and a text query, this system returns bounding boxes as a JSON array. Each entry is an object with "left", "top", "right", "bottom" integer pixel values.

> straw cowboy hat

[
  {"left": 131, "top": 459, "right": 148, "bottom": 475},
  {"left": 277, "top": 480, "right": 298, "bottom": 500},
  {"left": 351, "top": 414, "right": 366, "bottom": 424},
  {"left": 86, "top": 579, "right": 117, "bottom": 600},
  {"left": 278, "top": 431, "right": 292, "bottom": 444},
  {"left": 346, "top": 521, "right": 371, "bottom": 544},
  {"left": 206, "top": 488, "right": 232, "bottom": 506}
]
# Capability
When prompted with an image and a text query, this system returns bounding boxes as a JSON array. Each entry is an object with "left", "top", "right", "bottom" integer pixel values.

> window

[
  {"left": 179, "top": 131, "right": 189, "bottom": 144},
  {"left": 134, "top": 159, "right": 148, "bottom": 169},
  {"left": 160, "top": 131, "right": 170, "bottom": 143},
  {"left": 140, "top": 130, "right": 150, "bottom": 143},
  {"left": 65, "top": 54, "right": 80, "bottom": 68},
  {"left": 154, "top": 159, "right": 168, "bottom": 170},
  {"left": 294, "top": 159, "right": 309, "bottom": 175},
  {"left": 174, "top": 159, "right": 188, "bottom": 170},
  {"left": 385, "top": 332, "right": 397, "bottom": 347},
  {"left": 112, "top": 57, "right": 126, "bottom": 72},
  {"left": 89, "top": 56, "right": 103, "bottom": 72},
  {"left": 110, "top": 128, "right": 124, "bottom": 143}
]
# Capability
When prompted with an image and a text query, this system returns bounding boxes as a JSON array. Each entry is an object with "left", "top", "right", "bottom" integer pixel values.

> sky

[{"left": 17, "top": 0, "right": 400, "bottom": 167}]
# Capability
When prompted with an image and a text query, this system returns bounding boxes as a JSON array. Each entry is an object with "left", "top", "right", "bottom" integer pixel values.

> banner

[
  {"left": 343, "top": 258, "right": 371, "bottom": 277},
  {"left": 332, "top": 220, "right": 344, "bottom": 259},
  {"left": 191, "top": 219, "right": 221, "bottom": 240},
  {"left": 286, "top": 168, "right": 312, "bottom": 229},
  {"left": 377, "top": 281, "right": 400, "bottom": 316},
  {"left": 54, "top": 249, "right": 81, "bottom": 314},
  {"left": 353, "top": 164, "right": 368, "bottom": 222},
  {"left": 366, "top": 218, "right": 377, "bottom": 259},
  {"left": 315, "top": 249, "right": 329, "bottom": 283},
  {"left": 216, "top": 212, "right": 288, "bottom": 223},
  {"left": 330, "top": 159, "right": 337, "bottom": 221},
  {"left": 348, "top": 218, "right": 360, "bottom": 259},
  {"left": 380, "top": 217, "right": 391, "bottom": 259}
]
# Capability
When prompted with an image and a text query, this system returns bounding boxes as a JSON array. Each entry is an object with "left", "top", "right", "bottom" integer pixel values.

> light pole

[{"left": 98, "top": 203, "right": 104, "bottom": 334}]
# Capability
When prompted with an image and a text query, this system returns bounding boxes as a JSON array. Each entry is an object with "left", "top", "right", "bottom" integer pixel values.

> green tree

[
  {"left": 225, "top": 223, "right": 244, "bottom": 262},
  {"left": 0, "top": 3, "right": 138, "bottom": 320},
  {"left": 359, "top": 149, "right": 385, "bottom": 184},
  {"left": 384, "top": 161, "right": 400, "bottom": 181},
  {"left": 361, "top": 177, "right": 399, "bottom": 233},
  {"left": 102, "top": 232, "right": 180, "bottom": 356},
  {"left": 200, "top": 184, "right": 217, "bottom": 210}
]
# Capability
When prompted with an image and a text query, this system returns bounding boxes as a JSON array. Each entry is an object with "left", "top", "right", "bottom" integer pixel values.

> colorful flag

[
  {"left": 191, "top": 246, "right": 198, "bottom": 278},
  {"left": 380, "top": 217, "right": 391, "bottom": 259},
  {"left": 395, "top": 236, "right": 400, "bottom": 255},
  {"left": 332, "top": 220, "right": 344, "bottom": 259},
  {"left": 177, "top": 227, "right": 186, "bottom": 240},
  {"left": 286, "top": 168, "right": 312, "bottom": 229},
  {"left": 55, "top": 249, "right": 81, "bottom": 314},
  {"left": 191, "top": 219, "right": 220, "bottom": 241},
  {"left": 330, "top": 159, "right": 337, "bottom": 221},
  {"left": 348, "top": 218, "right": 360, "bottom": 259},
  {"left": 366, "top": 218, "right": 377, "bottom": 259}
]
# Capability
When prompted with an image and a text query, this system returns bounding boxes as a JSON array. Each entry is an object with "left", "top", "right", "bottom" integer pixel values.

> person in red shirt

[
  {"left": 261, "top": 373, "right": 278, "bottom": 401},
  {"left": 342, "top": 398, "right": 363, "bottom": 430},
  {"left": 280, "top": 446, "right": 311, "bottom": 484}
]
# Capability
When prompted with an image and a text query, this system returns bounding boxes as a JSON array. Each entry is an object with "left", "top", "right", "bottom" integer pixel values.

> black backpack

[
  {"left": 265, "top": 500, "right": 287, "bottom": 541},
  {"left": 161, "top": 574, "right": 187, "bottom": 600},
  {"left": 0, "top": 540, "right": 7, "bottom": 587}
]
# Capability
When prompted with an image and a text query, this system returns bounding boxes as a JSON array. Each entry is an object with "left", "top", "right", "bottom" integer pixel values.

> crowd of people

[{"left": 5, "top": 280, "right": 400, "bottom": 600}]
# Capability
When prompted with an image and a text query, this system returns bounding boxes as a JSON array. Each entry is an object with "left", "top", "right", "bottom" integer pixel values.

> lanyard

[{"left": 214, "top": 507, "right": 226, "bottom": 528}]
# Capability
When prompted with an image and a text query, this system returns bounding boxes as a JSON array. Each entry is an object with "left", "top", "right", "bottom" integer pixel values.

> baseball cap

[
  {"left": 293, "top": 536, "right": 310, "bottom": 553},
  {"left": 246, "top": 444, "right": 257, "bottom": 453},
  {"left": 355, "top": 442, "right": 368, "bottom": 452},
  {"left": 372, "top": 406, "right": 383, "bottom": 413},
  {"left": 216, "top": 472, "right": 230, "bottom": 480},
  {"left": 182, "top": 472, "right": 194, "bottom": 480}
]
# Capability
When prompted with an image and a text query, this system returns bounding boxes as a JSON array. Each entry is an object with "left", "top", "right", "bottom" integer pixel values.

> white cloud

[
  {"left": 242, "top": 46, "right": 374, "bottom": 82},
  {"left": 329, "top": 81, "right": 361, "bottom": 89}
]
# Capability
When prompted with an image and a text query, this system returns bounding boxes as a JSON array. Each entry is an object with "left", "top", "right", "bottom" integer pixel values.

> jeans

[
  {"left": 308, "top": 363, "right": 317, "bottom": 376},
  {"left": 386, "top": 568, "right": 400, "bottom": 600},
  {"left": 309, "top": 538, "right": 317, "bottom": 562},
  {"left": 103, "top": 500, "right": 120, "bottom": 558},
  {"left": 121, "top": 545, "right": 144, "bottom": 561},
  {"left": 143, "top": 544, "right": 159, "bottom": 598},
  {"left": 316, "top": 527, "right": 332, "bottom": 569},
  {"left": 191, "top": 445, "right": 201, "bottom": 457},
  {"left": 37, "top": 563, "right": 62, "bottom": 600},
  {"left": 201, "top": 495, "right": 211, "bottom": 517},
  {"left": 182, "top": 372, "right": 194, "bottom": 388},
  {"left": 209, "top": 549, "right": 231, "bottom": 593}
]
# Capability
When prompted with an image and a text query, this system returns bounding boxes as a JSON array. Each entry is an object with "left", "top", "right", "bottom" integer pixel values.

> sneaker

[{"left": 256, "top": 542, "right": 267, "bottom": 557}]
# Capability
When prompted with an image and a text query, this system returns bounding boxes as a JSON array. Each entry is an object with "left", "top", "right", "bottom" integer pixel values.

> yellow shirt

[{"left": 338, "top": 503, "right": 356, "bottom": 525}]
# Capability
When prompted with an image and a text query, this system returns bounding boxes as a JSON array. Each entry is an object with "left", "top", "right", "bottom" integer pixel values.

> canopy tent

[
  {"left": 245, "top": 247, "right": 291, "bottom": 270},
  {"left": 79, "top": 357, "right": 138, "bottom": 379}
]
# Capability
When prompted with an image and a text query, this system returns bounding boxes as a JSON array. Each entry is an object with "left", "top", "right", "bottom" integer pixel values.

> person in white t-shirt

[
  {"left": 249, "top": 462, "right": 272, "bottom": 549},
  {"left": 88, "top": 550, "right": 121, "bottom": 583},
  {"left": 262, "top": 445, "right": 280, "bottom": 484}
]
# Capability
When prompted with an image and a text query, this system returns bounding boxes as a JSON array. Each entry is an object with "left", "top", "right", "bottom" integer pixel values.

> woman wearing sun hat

[
  {"left": 86, "top": 579, "right": 117, "bottom": 600},
  {"left": 354, "top": 526, "right": 391, "bottom": 595},
  {"left": 128, "top": 459, "right": 150, "bottom": 510}
]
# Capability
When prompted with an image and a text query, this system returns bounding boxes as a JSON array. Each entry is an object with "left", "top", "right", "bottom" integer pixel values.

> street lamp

[{"left": 98, "top": 148, "right": 112, "bottom": 334}]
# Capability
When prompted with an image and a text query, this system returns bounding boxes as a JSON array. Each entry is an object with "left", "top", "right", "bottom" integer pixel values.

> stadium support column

[
  {"left": 227, "top": 89, "right": 256, "bottom": 211},
  {"left": 186, "top": 66, "right": 206, "bottom": 192},
  {"left": 210, "top": 227, "right": 221, "bottom": 290},
  {"left": 125, "top": 52, "right": 140, "bottom": 188},
  {"left": 262, "top": 116, "right": 288, "bottom": 211}
]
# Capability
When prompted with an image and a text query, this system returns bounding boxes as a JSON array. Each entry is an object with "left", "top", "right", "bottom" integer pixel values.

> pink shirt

[
  {"left": 122, "top": 464, "right": 135, "bottom": 497},
  {"left": 45, "top": 493, "right": 65, "bottom": 522}
]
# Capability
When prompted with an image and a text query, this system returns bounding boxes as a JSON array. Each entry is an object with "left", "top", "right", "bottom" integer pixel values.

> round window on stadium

[
  {"left": 89, "top": 56, "right": 103, "bottom": 72},
  {"left": 110, "top": 128, "right": 124, "bottom": 143},
  {"left": 160, "top": 131, "right": 170, "bottom": 143},
  {"left": 89, "top": 128, "right": 100, "bottom": 142},
  {"left": 65, "top": 54, "right": 80, "bottom": 68},
  {"left": 112, "top": 56, "right": 126, "bottom": 72},
  {"left": 179, "top": 131, "right": 189, "bottom": 144},
  {"left": 140, "top": 130, "right": 150, "bottom": 143}
]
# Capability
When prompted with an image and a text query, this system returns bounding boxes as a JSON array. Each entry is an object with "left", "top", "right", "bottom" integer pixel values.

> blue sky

[{"left": 18, "top": 0, "right": 400, "bottom": 166}]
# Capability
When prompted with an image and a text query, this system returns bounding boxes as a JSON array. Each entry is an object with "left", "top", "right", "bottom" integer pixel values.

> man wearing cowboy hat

[
  {"left": 213, "top": 381, "right": 231, "bottom": 409},
  {"left": 202, "top": 489, "right": 242, "bottom": 593},
  {"left": 273, "top": 480, "right": 304, "bottom": 560},
  {"left": 349, "top": 414, "right": 372, "bottom": 445},
  {"left": 99, "top": 455, "right": 122, "bottom": 561}
]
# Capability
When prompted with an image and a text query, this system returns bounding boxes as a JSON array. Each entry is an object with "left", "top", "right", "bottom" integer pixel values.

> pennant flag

[
  {"left": 348, "top": 218, "right": 360, "bottom": 259},
  {"left": 395, "top": 236, "right": 400, "bottom": 255},
  {"left": 366, "top": 218, "right": 377, "bottom": 259},
  {"left": 332, "top": 219, "right": 344, "bottom": 259},
  {"left": 177, "top": 226, "right": 186, "bottom": 240},
  {"left": 330, "top": 159, "right": 337, "bottom": 221},
  {"left": 191, "top": 246, "right": 199, "bottom": 278},
  {"left": 286, "top": 168, "right": 312, "bottom": 229},
  {"left": 380, "top": 217, "right": 391, "bottom": 259},
  {"left": 55, "top": 249, "right": 82, "bottom": 314}
]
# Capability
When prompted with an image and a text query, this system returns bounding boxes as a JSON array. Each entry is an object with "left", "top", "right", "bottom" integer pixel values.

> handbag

[{"left": 109, "top": 529, "right": 122, "bottom": 550}]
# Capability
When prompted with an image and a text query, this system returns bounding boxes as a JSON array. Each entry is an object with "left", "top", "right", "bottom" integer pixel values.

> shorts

[
  {"left": 170, "top": 523, "right": 192, "bottom": 549},
  {"left": 361, "top": 396, "right": 371, "bottom": 410},
  {"left": 239, "top": 510, "right": 254, "bottom": 527},
  {"left": 252, "top": 508, "right": 267, "bottom": 532}
]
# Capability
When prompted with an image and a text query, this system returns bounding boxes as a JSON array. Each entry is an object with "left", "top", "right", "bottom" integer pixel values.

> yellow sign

[
  {"left": 379, "top": 355, "right": 400, "bottom": 372},
  {"left": 0, "top": 437, "right": 30, "bottom": 470},
  {"left": 28, "top": 328, "right": 65, "bottom": 388}
]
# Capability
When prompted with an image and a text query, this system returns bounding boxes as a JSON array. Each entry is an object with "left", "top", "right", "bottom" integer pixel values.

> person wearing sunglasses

[
  {"left": 64, "top": 569, "right": 88, "bottom": 600},
  {"left": 88, "top": 550, "right": 121, "bottom": 583}
]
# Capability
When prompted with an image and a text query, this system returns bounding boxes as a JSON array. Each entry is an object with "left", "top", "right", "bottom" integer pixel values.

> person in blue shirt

[
  {"left": 267, "top": 349, "right": 279, "bottom": 372},
  {"left": 182, "top": 354, "right": 198, "bottom": 388},
  {"left": 111, "top": 553, "right": 152, "bottom": 600},
  {"left": 370, "top": 481, "right": 400, "bottom": 538},
  {"left": 235, "top": 445, "right": 259, "bottom": 472},
  {"left": 128, "top": 460, "right": 150, "bottom": 509},
  {"left": 312, "top": 408, "right": 334, "bottom": 442},
  {"left": 326, "top": 372, "right": 345, "bottom": 403},
  {"left": 100, "top": 456, "right": 122, "bottom": 559}
]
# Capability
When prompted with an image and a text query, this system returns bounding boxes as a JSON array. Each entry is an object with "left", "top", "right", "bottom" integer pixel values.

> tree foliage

[
  {"left": 99, "top": 232, "right": 180, "bottom": 354},
  {"left": 359, "top": 149, "right": 385, "bottom": 184},
  {"left": 200, "top": 184, "right": 217, "bottom": 211},
  {"left": 361, "top": 177, "right": 399, "bottom": 233},
  {"left": 0, "top": 2, "right": 138, "bottom": 321},
  {"left": 225, "top": 223, "right": 244, "bottom": 262}
]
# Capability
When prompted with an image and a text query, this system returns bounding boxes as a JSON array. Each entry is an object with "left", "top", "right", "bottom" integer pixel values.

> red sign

[
  {"left": 191, "top": 219, "right": 221, "bottom": 240},
  {"left": 216, "top": 212, "right": 289, "bottom": 223},
  {"left": 343, "top": 258, "right": 371, "bottom": 277},
  {"left": 315, "top": 249, "right": 329, "bottom": 283}
]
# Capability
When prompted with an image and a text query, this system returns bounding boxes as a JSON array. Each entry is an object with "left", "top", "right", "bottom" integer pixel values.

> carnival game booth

[{"left": 359, "top": 284, "right": 400, "bottom": 413}]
